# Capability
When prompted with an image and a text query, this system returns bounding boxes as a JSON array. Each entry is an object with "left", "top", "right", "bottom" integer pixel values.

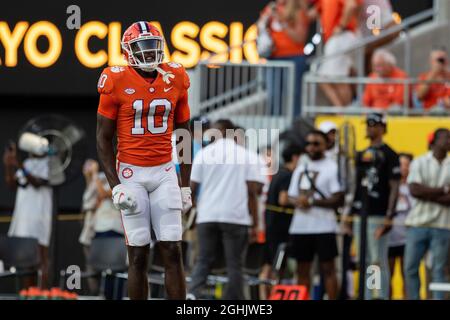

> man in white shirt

[
  {"left": 404, "top": 128, "right": 450, "bottom": 300},
  {"left": 188, "top": 119, "right": 264, "bottom": 300},
  {"left": 288, "top": 130, "right": 344, "bottom": 300},
  {"left": 3, "top": 142, "right": 52, "bottom": 289}
]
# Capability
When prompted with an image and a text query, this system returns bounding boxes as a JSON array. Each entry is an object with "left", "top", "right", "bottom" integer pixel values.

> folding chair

[
  {"left": 243, "top": 242, "right": 266, "bottom": 299},
  {"left": 196, "top": 242, "right": 266, "bottom": 299},
  {"left": 0, "top": 236, "right": 40, "bottom": 292},
  {"left": 60, "top": 237, "right": 127, "bottom": 298}
]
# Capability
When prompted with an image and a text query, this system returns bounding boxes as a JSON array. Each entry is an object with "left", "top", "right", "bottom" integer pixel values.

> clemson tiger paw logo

[
  {"left": 122, "top": 168, "right": 133, "bottom": 179},
  {"left": 168, "top": 62, "right": 182, "bottom": 69},
  {"left": 111, "top": 66, "right": 125, "bottom": 73}
]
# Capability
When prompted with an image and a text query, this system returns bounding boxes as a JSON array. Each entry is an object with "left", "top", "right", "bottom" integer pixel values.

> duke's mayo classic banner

[{"left": 0, "top": 0, "right": 264, "bottom": 95}]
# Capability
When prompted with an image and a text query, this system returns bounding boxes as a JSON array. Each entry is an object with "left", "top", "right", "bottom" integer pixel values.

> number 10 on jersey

[{"left": 132, "top": 99, "right": 172, "bottom": 135}]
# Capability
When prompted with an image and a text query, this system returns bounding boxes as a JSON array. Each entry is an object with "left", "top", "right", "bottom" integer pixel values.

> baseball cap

[
  {"left": 318, "top": 121, "right": 337, "bottom": 134},
  {"left": 366, "top": 113, "right": 386, "bottom": 126}
]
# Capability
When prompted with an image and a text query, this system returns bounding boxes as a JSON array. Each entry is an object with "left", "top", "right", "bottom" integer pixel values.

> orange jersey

[
  {"left": 97, "top": 62, "right": 190, "bottom": 167},
  {"left": 261, "top": 4, "right": 309, "bottom": 58},
  {"left": 317, "top": 0, "right": 362, "bottom": 42},
  {"left": 416, "top": 72, "right": 450, "bottom": 109},
  {"left": 363, "top": 67, "right": 409, "bottom": 109}
]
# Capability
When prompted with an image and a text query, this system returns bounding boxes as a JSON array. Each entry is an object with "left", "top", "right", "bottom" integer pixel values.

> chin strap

[{"left": 155, "top": 66, "right": 175, "bottom": 84}]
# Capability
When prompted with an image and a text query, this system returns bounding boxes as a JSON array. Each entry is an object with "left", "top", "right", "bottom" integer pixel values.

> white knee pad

[
  {"left": 157, "top": 210, "right": 182, "bottom": 241},
  {"left": 159, "top": 224, "right": 182, "bottom": 242},
  {"left": 127, "top": 227, "right": 151, "bottom": 246}
]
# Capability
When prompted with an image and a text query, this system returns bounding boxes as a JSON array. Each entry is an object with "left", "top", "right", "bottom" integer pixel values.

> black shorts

[
  {"left": 290, "top": 233, "right": 338, "bottom": 263},
  {"left": 264, "top": 233, "right": 290, "bottom": 265},
  {"left": 263, "top": 212, "right": 292, "bottom": 264},
  {"left": 388, "top": 245, "right": 405, "bottom": 258}
]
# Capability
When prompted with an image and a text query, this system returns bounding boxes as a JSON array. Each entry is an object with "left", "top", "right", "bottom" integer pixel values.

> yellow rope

[{"left": 0, "top": 213, "right": 84, "bottom": 223}]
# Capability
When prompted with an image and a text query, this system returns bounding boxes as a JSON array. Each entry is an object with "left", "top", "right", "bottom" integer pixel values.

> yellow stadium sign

[
  {"left": 316, "top": 115, "right": 450, "bottom": 157},
  {"left": 0, "top": 20, "right": 258, "bottom": 69}
]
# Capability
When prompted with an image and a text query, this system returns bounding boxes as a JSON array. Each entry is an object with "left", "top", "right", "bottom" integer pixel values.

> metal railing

[
  {"left": 302, "top": 76, "right": 450, "bottom": 116},
  {"left": 189, "top": 5, "right": 441, "bottom": 121},
  {"left": 304, "top": 7, "right": 439, "bottom": 115},
  {"left": 192, "top": 60, "right": 296, "bottom": 132},
  {"left": 310, "top": 8, "right": 437, "bottom": 76}
]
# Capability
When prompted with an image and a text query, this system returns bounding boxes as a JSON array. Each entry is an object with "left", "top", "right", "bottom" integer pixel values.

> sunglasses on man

[
  {"left": 305, "top": 141, "right": 321, "bottom": 146},
  {"left": 366, "top": 120, "right": 384, "bottom": 127}
]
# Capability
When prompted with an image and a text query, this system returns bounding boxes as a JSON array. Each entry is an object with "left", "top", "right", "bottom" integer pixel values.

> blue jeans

[
  {"left": 267, "top": 55, "right": 308, "bottom": 117},
  {"left": 353, "top": 216, "right": 390, "bottom": 300},
  {"left": 404, "top": 227, "right": 450, "bottom": 300}
]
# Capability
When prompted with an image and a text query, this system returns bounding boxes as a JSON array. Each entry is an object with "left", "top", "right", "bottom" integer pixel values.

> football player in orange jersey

[{"left": 96, "top": 21, "right": 192, "bottom": 300}]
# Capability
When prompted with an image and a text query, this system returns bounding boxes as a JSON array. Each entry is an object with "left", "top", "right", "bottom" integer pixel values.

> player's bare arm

[
  {"left": 96, "top": 114, "right": 137, "bottom": 212},
  {"left": 175, "top": 120, "right": 192, "bottom": 188},
  {"left": 96, "top": 114, "right": 120, "bottom": 189},
  {"left": 175, "top": 120, "right": 193, "bottom": 214}
]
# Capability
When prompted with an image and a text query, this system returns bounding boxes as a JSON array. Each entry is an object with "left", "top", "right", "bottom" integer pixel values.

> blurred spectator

[
  {"left": 255, "top": 145, "right": 272, "bottom": 244},
  {"left": 181, "top": 116, "right": 211, "bottom": 268},
  {"left": 259, "top": 143, "right": 303, "bottom": 299},
  {"left": 234, "top": 126, "right": 271, "bottom": 244},
  {"left": 318, "top": 120, "right": 338, "bottom": 160},
  {"left": 92, "top": 172, "right": 124, "bottom": 239},
  {"left": 351, "top": 113, "right": 400, "bottom": 299},
  {"left": 388, "top": 153, "right": 413, "bottom": 299},
  {"left": 79, "top": 162, "right": 123, "bottom": 243},
  {"left": 188, "top": 119, "right": 264, "bottom": 300},
  {"left": 78, "top": 159, "right": 100, "bottom": 294},
  {"left": 3, "top": 142, "right": 52, "bottom": 289},
  {"left": 404, "top": 128, "right": 450, "bottom": 300},
  {"left": 79, "top": 160, "right": 99, "bottom": 254},
  {"left": 313, "top": 0, "right": 362, "bottom": 107},
  {"left": 257, "top": 0, "right": 310, "bottom": 114},
  {"left": 415, "top": 47, "right": 450, "bottom": 110},
  {"left": 288, "top": 130, "right": 344, "bottom": 300},
  {"left": 78, "top": 160, "right": 123, "bottom": 294},
  {"left": 88, "top": 172, "right": 123, "bottom": 297},
  {"left": 363, "top": 49, "right": 409, "bottom": 109}
]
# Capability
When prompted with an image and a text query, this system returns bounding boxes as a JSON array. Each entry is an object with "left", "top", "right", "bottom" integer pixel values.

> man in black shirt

[
  {"left": 259, "top": 143, "right": 303, "bottom": 298},
  {"left": 350, "top": 113, "right": 400, "bottom": 300}
]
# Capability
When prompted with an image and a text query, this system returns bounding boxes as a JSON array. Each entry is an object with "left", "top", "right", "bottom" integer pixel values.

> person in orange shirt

[
  {"left": 96, "top": 21, "right": 192, "bottom": 300},
  {"left": 363, "top": 49, "right": 409, "bottom": 109},
  {"left": 313, "top": 0, "right": 362, "bottom": 107},
  {"left": 257, "top": 0, "right": 310, "bottom": 115},
  {"left": 416, "top": 47, "right": 450, "bottom": 110}
]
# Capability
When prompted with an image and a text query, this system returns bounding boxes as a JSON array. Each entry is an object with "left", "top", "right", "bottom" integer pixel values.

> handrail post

[
  {"left": 286, "top": 62, "right": 295, "bottom": 122},
  {"left": 356, "top": 47, "right": 365, "bottom": 106},
  {"left": 404, "top": 28, "right": 412, "bottom": 76},
  {"left": 403, "top": 79, "right": 409, "bottom": 116},
  {"left": 301, "top": 75, "right": 308, "bottom": 118}
]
